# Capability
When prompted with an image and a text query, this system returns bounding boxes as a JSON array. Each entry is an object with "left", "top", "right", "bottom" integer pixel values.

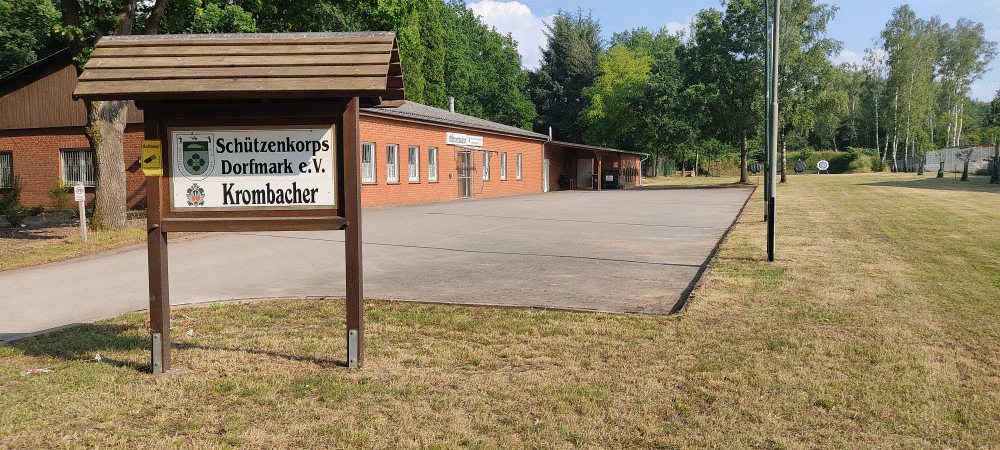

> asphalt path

[{"left": 1, "top": 188, "right": 752, "bottom": 343}]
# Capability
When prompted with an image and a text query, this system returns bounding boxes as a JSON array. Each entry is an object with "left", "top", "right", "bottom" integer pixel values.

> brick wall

[
  {"left": 359, "top": 115, "right": 545, "bottom": 208},
  {"left": 0, "top": 124, "right": 146, "bottom": 208}
]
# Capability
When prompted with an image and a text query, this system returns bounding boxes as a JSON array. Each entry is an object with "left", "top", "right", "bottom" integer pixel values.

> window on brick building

[
  {"left": 61, "top": 148, "right": 95, "bottom": 186},
  {"left": 482, "top": 151, "right": 490, "bottom": 181},
  {"left": 361, "top": 142, "right": 376, "bottom": 183},
  {"left": 0, "top": 152, "right": 12, "bottom": 188},
  {"left": 386, "top": 144, "right": 399, "bottom": 183},
  {"left": 500, "top": 152, "right": 507, "bottom": 180},
  {"left": 428, "top": 147, "right": 438, "bottom": 181},
  {"left": 408, "top": 145, "right": 420, "bottom": 182},
  {"left": 516, "top": 153, "right": 522, "bottom": 180}
]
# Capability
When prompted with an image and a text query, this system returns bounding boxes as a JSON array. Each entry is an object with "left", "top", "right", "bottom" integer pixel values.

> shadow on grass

[
  {"left": 5, "top": 322, "right": 346, "bottom": 373},
  {"left": 636, "top": 182, "right": 754, "bottom": 190},
  {"left": 864, "top": 175, "right": 999, "bottom": 193},
  {"left": 173, "top": 342, "right": 347, "bottom": 368},
  {"left": 0, "top": 228, "right": 68, "bottom": 240},
  {"left": 6, "top": 323, "right": 149, "bottom": 371}
]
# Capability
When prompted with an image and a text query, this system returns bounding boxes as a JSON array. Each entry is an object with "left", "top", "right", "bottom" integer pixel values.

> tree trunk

[
  {"left": 739, "top": 131, "right": 748, "bottom": 183},
  {"left": 874, "top": 88, "right": 880, "bottom": 156},
  {"left": 779, "top": 139, "right": 787, "bottom": 183},
  {"left": 937, "top": 149, "right": 945, "bottom": 178},
  {"left": 86, "top": 101, "right": 129, "bottom": 230},
  {"left": 891, "top": 89, "right": 899, "bottom": 171},
  {"left": 990, "top": 144, "right": 999, "bottom": 184},
  {"left": 144, "top": 0, "right": 171, "bottom": 34},
  {"left": 956, "top": 101, "right": 964, "bottom": 145}
]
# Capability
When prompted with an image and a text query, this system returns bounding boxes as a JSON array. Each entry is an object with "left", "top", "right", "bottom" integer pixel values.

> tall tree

[
  {"left": 683, "top": 0, "right": 766, "bottom": 183},
  {"left": 58, "top": 0, "right": 173, "bottom": 229},
  {"left": 528, "top": 10, "right": 603, "bottom": 142},
  {"left": 936, "top": 19, "right": 997, "bottom": 147},
  {"left": 862, "top": 44, "right": 889, "bottom": 158},
  {"left": 775, "top": 0, "right": 840, "bottom": 182},
  {"left": 438, "top": 0, "right": 534, "bottom": 128},
  {"left": 581, "top": 45, "right": 652, "bottom": 148},
  {"left": 881, "top": 6, "right": 939, "bottom": 171},
  {"left": 0, "top": 0, "right": 63, "bottom": 78},
  {"left": 612, "top": 28, "right": 694, "bottom": 175}
]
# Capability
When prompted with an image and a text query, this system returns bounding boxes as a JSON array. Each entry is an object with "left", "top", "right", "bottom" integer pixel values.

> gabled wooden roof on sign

[{"left": 73, "top": 32, "right": 403, "bottom": 102}]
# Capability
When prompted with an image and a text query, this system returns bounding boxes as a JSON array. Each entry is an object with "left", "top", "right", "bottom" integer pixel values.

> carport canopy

[{"left": 545, "top": 140, "right": 648, "bottom": 191}]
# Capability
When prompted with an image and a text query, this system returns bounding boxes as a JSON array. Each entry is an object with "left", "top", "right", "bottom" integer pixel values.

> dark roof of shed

[
  {"left": 361, "top": 101, "right": 549, "bottom": 141},
  {"left": 74, "top": 32, "right": 403, "bottom": 102},
  {"left": 0, "top": 48, "right": 74, "bottom": 98},
  {"left": 547, "top": 140, "right": 649, "bottom": 157}
]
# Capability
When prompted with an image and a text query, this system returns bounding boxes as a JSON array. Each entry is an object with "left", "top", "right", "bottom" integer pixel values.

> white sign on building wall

[
  {"left": 446, "top": 132, "right": 483, "bottom": 147},
  {"left": 170, "top": 127, "right": 337, "bottom": 210}
]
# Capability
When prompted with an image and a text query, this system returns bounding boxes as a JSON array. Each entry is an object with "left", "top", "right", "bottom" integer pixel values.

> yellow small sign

[{"left": 141, "top": 140, "right": 163, "bottom": 177}]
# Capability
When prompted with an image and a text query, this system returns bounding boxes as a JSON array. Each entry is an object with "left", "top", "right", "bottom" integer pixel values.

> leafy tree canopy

[{"left": 529, "top": 10, "right": 603, "bottom": 142}]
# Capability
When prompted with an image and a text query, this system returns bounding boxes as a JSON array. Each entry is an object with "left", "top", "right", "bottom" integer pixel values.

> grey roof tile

[{"left": 361, "top": 101, "right": 549, "bottom": 141}]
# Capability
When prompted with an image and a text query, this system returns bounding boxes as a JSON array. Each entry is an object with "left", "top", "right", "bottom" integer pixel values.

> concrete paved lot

[{"left": 1, "top": 188, "right": 751, "bottom": 342}]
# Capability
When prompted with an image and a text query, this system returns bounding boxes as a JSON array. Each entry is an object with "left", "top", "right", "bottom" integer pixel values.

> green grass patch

[{"left": 2, "top": 173, "right": 999, "bottom": 448}]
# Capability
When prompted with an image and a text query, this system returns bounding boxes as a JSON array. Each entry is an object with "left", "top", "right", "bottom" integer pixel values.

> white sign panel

[
  {"left": 73, "top": 183, "right": 85, "bottom": 202},
  {"left": 170, "top": 127, "right": 336, "bottom": 210},
  {"left": 446, "top": 132, "right": 483, "bottom": 147}
]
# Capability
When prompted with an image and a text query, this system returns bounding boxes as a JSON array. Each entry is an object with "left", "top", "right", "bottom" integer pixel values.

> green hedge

[{"left": 792, "top": 150, "right": 851, "bottom": 174}]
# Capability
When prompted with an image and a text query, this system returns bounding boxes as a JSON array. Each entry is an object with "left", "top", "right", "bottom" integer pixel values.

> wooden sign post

[{"left": 73, "top": 32, "right": 404, "bottom": 373}]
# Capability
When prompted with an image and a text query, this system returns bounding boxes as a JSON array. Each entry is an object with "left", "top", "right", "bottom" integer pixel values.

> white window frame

[
  {"left": 386, "top": 144, "right": 399, "bottom": 183},
  {"left": 0, "top": 151, "right": 12, "bottom": 188},
  {"left": 428, "top": 147, "right": 438, "bottom": 181},
  {"left": 361, "top": 142, "right": 376, "bottom": 183},
  {"left": 408, "top": 145, "right": 420, "bottom": 182},
  {"left": 61, "top": 148, "right": 96, "bottom": 186},
  {"left": 500, "top": 152, "right": 508, "bottom": 180},
  {"left": 482, "top": 151, "right": 490, "bottom": 181},
  {"left": 516, "top": 153, "right": 523, "bottom": 180}
]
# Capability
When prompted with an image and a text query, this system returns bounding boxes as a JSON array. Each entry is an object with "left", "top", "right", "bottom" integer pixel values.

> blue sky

[{"left": 467, "top": 0, "right": 1000, "bottom": 101}]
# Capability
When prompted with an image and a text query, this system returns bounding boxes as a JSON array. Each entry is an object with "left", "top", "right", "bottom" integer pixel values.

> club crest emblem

[
  {"left": 180, "top": 139, "right": 212, "bottom": 179},
  {"left": 186, "top": 184, "right": 205, "bottom": 206}
]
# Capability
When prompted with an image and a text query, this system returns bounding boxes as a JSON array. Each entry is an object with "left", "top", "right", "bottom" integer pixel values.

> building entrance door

[
  {"left": 578, "top": 158, "right": 594, "bottom": 189},
  {"left": 457, "top": 151, "right": 472, "bottom": 198}
]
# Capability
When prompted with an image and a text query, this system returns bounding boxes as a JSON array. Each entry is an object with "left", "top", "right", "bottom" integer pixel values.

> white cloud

[
  {"left": 468, "top": 1, "right": 553, "bottom": 69},
  {"left": 833, "top": 50, "right": 861, "bottom": 66},
  {"left": 662, "top": 19, "right": 692, "bottom": 37}
]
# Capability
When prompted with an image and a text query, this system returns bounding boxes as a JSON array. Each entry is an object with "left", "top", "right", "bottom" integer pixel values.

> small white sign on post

[{"left": 74, "top": 183, "right": 87, "bottom": 243}]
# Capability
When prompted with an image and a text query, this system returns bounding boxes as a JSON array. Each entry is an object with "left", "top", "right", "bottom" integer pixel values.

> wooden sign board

[
  {"left": 168, "top": 127, "right": 337, "bottom": 211},
  {"left": 73, "top": 32, "right": 404, "bottom": 376}
]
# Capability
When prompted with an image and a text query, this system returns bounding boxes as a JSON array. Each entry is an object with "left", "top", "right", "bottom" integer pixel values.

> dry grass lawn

[
  {"left": 0, "top": 219, "right": 146, "bottom": 272},
  {"left": 1, "top": 173, "right": 998, "bottom": 448}
]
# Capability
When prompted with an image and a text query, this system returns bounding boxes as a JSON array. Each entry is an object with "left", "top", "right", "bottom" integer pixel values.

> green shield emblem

[{"left": 182, "top": 141, "right": 209, "bottom": 176}]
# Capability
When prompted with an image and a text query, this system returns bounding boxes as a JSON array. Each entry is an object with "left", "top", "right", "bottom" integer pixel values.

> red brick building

[
  {"left": 2, "top": 52, "right": 644, "bottom": 211},
  {"left": 0, "top": 50, "right": 146, "bottom": 208}
]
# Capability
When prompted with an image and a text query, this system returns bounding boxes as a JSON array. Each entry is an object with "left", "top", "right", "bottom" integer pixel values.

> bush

[
  {"left": 848, "top": 155, "right": 872, "bottom": 173},
  {"left": 1, "top": 176, "right": 30, "bottom": 227},
  {"left": 846, "top": 147, "right": 878, "bottom": 161},
  {"left": 870, "top": 158, "right": 886, "bottom": 172},
  {"left": 798, "top": 150, "right": 850, "bottom": 174},
  {"left": 48, "top": 178, "right": 72, "bottom": 210}
]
